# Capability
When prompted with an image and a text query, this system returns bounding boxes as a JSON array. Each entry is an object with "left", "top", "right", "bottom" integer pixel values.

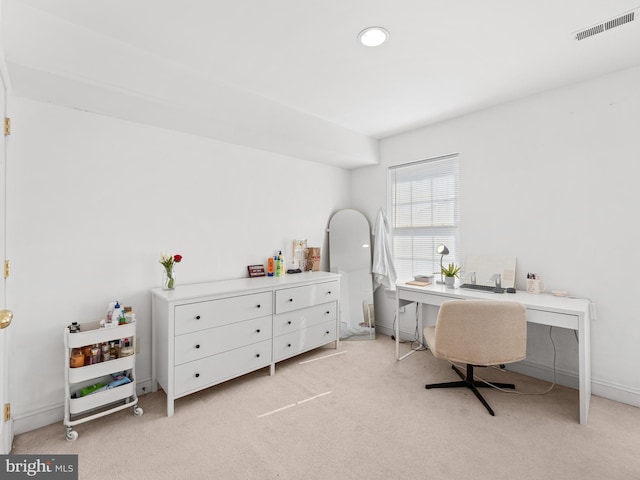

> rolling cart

[{"left": 63, "top": 319, "right": 143, "bottom": 441}]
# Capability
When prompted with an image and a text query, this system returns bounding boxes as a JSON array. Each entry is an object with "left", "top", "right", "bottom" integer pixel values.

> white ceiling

[{"left": 3, "top": 0, "right": 640, "bottom": 168}]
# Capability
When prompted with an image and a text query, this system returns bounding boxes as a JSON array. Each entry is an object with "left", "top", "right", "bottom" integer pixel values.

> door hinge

[
  {"left": 4, "top": 260, "right": 9, "bottom": 279},
  {"left": 4, "top": 117, "right": 10, "bottom": 136},
  {"left": 3, "top": 404, "right": 9, "bottom": 422}
]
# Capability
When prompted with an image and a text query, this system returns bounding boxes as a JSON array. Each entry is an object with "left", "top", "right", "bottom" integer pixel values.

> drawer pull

[
  {"left": 255, "top": 353, "right": 260, "bottom": 358},
  {"left": 287, "top": 343, "right": 292, "bottom": 348},
  {"left": 326, "top": 331, "right": 330, "bottom": 335},
  {"left": 288, "top": 298, "right": 293, "bottom": 303},
  {"left": 327, "top": 291, "right": 332, "bottom": 294},
  {"left": 256, "top": 329, "right": 261, "bottom": 333},
  {"left": 195, "top": 315, "right": 201, "bottom": 320},
  {"left": 195, "top": 344, "right": 201, "bottom": 349},
  {"left": 194, "top": 373, "right": 200, "bottom": 378},
  {"left": 287, "top": 321, "right": 292, "bottom": 325},
  {"left": 257, "top": 304, "right": 261, "bottom": 308},
  {"left": 325, "top": 311, "right": 330, "bottom": 314}
]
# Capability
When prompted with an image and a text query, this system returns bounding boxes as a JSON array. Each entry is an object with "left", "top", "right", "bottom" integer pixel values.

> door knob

[{"left": 0, "top": 310, "right": 13, "bottom": 330}]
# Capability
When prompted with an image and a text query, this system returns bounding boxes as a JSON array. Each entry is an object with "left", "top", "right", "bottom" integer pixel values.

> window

[{"left": 388, "top": 154, "right": 460, "bottom": 281}]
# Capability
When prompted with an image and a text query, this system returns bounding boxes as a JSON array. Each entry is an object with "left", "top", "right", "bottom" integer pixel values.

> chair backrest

[{"left": 432, "top": 300, "right": 527, "bottom": 366}]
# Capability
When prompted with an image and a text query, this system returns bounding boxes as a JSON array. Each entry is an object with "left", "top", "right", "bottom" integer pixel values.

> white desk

[{"left": 395, "top": 283, "right": 592, "bottom": 425}]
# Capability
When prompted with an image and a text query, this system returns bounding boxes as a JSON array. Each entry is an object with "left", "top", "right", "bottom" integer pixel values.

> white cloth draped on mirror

[{"left": 372, "top": 208, "right": 397, "bottom": 291}]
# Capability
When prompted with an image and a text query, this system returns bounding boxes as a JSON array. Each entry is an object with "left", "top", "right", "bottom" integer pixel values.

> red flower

[{"left": 174, "top": 254, "right": 183, "bottom": 263}]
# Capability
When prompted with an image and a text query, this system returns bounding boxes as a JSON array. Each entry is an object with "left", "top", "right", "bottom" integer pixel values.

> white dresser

[{"left": 151, "top": 271, "right": 340, "bottom": 416}]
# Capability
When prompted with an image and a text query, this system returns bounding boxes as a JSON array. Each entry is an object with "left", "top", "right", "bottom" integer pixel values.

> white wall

[
  {"left": 351, "top": 65, "right": 640, "bottom": 406},
  {"left": 8, "top": 64, "right": 640, "bottom": 435},
  {"left": 6, "top": 97, "right": 351, "bottom": 433}
]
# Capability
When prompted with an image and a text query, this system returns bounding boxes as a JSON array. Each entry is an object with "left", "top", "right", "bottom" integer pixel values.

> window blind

[{"left": 388, "top": 154, "right": 460, "bottom": 282}]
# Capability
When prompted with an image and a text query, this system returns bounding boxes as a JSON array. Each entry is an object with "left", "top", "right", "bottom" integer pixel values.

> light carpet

[{"left": 12, "top": 335, "right": 640, "bottom": 479}]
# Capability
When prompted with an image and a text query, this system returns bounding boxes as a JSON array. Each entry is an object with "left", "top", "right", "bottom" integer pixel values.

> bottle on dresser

[{"left": 275, "top": 251, "right": 285, "bottom": 277}]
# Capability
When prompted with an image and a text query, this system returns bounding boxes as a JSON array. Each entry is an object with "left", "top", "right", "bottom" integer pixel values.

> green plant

[{"left": 441, "top": 262, "right": 461, "bottom": 278}]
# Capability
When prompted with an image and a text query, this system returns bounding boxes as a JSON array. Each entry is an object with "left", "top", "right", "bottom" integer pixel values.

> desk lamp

[{"left": 436, "top": 244, "right": 449, "bottom": 284}]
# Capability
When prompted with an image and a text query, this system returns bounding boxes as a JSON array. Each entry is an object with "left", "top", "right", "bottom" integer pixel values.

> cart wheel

[
  {"left": 133, "top": 406, "right": 144, "bottom": 416},
  {"left": 65, "top": 428, "right": 78, "bottom": 442}
]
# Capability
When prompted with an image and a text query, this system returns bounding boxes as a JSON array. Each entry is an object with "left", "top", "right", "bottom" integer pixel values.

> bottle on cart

[
  {"left": 111, "top": 302, "right": 122, "bottom": 327},
  {"left": 106, "top": 302, "right": 115, "bottom": 323},
  {"left": 70, "top": 348, "right": 84, "bottom": 368},
  {"left": 82, "top": 345, "right": 92, "bottom": 365},
  {"left": 90, "top": 344, "right": 101, "bottom": 364},
  {"left": 79, "top": 383, "right": 104, "bottom": 397},
  {"left": 124, "top": 306, "right": 135, "bottom": 324},
  {"left": 120, "top": 338, "right": 134, "bottom": 357}
]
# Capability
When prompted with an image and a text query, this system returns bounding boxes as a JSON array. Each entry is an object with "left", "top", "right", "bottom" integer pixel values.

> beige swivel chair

[{"left": 423, "top": 300, "right": 527, "bottom": 416}]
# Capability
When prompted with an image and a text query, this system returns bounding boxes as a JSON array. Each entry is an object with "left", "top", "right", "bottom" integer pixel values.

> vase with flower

[{"left": 160, "top": 253, "right": 183, "bottom": 290}]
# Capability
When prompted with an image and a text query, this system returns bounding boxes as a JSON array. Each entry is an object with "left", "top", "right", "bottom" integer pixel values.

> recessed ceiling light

[{"left": 358, "top": 26, "right": 389, "bottom": 47}]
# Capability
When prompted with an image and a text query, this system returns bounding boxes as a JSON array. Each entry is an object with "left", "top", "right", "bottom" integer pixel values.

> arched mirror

[{"left": 329, "top": 209, "right": 375, "bottom": 340}]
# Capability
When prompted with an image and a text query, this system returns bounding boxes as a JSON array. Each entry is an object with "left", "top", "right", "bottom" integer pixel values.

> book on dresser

[{"left": 151, "top": 271, "right": 341, "bottom": 416}]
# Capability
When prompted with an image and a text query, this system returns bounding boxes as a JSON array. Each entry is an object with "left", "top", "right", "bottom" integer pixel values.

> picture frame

[{"left": 247, "top": 264, "right": 266, "bottom": 277}]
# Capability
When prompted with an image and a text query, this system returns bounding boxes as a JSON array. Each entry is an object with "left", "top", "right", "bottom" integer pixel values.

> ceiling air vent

[{"left": 573, "top": 8, "right": 637, "bottom": 40}]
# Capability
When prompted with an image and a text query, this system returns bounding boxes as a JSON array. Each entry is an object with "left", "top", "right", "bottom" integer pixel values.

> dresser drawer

[
  {"left": 175, "top": 292, "right": 272, "bottom": 335},
  {"left": 273, "top": 320, "right": 337, "bottom": 362},
  {"left": 275, "top": 280, "right": 339, "bottom": 314},
  {"left": 174, "top": 316, "right": 272, "bottom": 366},
  {"left": 174, "top": 339, "right": 272, "bottom": 397},
  {"left": 273, "top": 302, "right": 337, "bottom": 337}
]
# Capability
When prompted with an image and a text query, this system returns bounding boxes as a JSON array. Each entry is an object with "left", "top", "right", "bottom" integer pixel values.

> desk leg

[
  {"left": 578, "top": 315, "right": 592, "bottom": 425},
  {"left": 396, "top": 298, "right": 423, "bottom": 361},
  {"left": 395, "top": 290, "right": 400, "bottom": 360}
]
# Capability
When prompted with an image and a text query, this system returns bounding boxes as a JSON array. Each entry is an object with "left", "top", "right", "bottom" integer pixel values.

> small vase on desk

[
  {"left": 162, "top": 269, "right": 176, "bottom": 290},
  {"left": 444, "top": 276, "right": 455, "bottom": 287}
]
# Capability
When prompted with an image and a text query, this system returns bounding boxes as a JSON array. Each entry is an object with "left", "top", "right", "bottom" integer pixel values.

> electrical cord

[
  {"left": 408, "top": 303, "right": 428, "bottom": 352},
  {"left": 391, "top": 310, "right": 409, "bottom": 344},
  {"left": 411, "top": 303, "right": 428, "bottom": 351},
  {"left": 393, "top": 302, "right": 427, "bottom": 351}
]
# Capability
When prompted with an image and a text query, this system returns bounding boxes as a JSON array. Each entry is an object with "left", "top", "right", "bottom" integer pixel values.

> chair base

[{"left": 425, "top": 364, "right": 515, "bottom": 416}]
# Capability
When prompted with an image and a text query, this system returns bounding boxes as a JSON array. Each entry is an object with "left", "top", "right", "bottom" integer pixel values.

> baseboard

[
  {"left": 12, "top": 376, "right": 154, "bottom": 436},
  {"left": 13, "top": 404, "right": 64, "bottom": 436},
  {"left": 377, "top": 324, "right": 420, "bottom": 342},
  {"left": 507, "top": 360, "right": 640, "bottom": 408},
  {"left": 506, "top": 360, "right": 579, "bottom": 390},
  {"left": 591, "top": 377, "right": 640, "bottom": 408}
]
